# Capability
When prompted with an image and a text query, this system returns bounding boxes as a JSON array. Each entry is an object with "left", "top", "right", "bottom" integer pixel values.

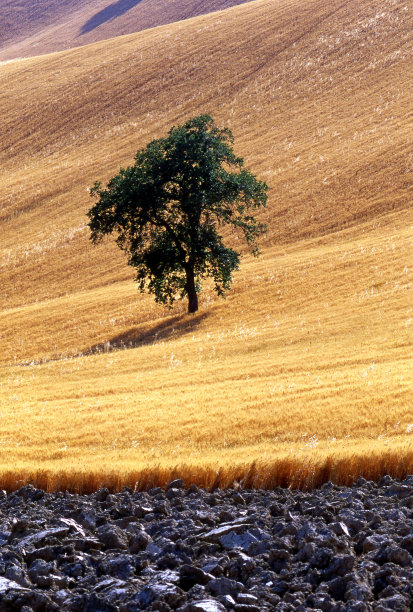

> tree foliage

[{"left": 87, "top": 115, "right": 268, "bottom": 313}]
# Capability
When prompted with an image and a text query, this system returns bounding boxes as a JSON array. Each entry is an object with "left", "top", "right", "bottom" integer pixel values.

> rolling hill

[
  {"left": 0, "top": 0, "right": 412, "bottom": 490},
  {"left": 0, "top": 0, "right": 254, "bottom": 60}
]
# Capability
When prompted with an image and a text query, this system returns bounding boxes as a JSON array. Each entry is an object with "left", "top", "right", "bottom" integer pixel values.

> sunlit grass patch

[{"left": 1, "top": 216, "right": 412, "bottom": 490}]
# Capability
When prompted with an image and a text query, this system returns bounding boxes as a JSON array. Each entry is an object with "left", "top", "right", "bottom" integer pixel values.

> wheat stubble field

[{"left": 0, "top": 0, "right": 412, "bottom": 492}]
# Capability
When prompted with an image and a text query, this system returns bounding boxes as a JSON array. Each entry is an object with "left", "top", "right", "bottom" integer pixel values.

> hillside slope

[
  {"left": 1, "top": 0, "right": 411, "bottom": 310},
  {"left": 0, "top": 0, "right": 412, "bottom": 488},
  {"left": 0, "top": 0, "right": 254, "bottom": 60}
]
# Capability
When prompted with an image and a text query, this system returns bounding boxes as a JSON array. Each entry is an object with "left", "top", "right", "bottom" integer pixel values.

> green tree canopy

[{"left": 87, "top": 114, "right": 268, "bottom": 313}]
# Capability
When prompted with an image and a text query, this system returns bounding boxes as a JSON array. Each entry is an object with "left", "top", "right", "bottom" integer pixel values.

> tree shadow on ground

[
  {"left": 84, "top": 311, "right": 208, "bottom": 356},
  {"left": 80, "top": 0, "right": 142, "bottom": 35}
]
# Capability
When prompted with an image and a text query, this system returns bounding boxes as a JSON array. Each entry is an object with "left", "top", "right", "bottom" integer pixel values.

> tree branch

[{"left": 151, "top": 213, "right": 187, "bottom": 262}]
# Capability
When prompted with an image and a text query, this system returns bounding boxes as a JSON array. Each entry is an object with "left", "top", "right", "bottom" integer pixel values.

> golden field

[{"left": 0, "top": 0, "right": 412, "bottom": 491}]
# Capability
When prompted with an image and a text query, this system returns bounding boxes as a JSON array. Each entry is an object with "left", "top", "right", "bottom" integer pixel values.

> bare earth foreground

[
  {"left": 0, "top": 0, "right": 412, "bottom": 490},
  {"left": 0, "top": 477, "right": 411, "bottom": 611}
]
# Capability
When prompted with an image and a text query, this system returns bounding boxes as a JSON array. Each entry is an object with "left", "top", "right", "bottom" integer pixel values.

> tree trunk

[{"left": 186, "top": 265, "right": 198, "bottom": 313}]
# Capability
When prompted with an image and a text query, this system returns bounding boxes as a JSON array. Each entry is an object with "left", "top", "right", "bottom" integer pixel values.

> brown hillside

[
  {"left": 0, "top": 0, "right": 412, "bottom": 489},
  {"left": 0, "top": 0, "right": 254, "bottom": 60}
]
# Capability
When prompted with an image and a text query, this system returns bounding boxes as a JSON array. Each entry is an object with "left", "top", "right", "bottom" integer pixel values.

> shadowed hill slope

[
  {"left": 0, "top": 0, "right": 412, "bottom": 488},
  {"left": 0, "top": 0, "right": 254, "bottom": 60}
]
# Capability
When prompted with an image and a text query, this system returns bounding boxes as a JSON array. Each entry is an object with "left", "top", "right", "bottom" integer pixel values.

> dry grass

[
  {"left": 0, "top": 0, "right": 412, "bottom": 490},
  {"left": 0, "top": 452, "right": 412, "bottom": 495}
]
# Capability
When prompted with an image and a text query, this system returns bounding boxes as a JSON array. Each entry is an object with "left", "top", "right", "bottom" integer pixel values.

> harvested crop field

[{"left": 0, "top": 0, "right": 412, "bottom": 491}]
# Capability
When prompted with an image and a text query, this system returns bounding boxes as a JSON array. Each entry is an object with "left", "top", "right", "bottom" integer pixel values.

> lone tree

[{"left": 87, "top": 115, "right": 268, "bottom": 313}]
